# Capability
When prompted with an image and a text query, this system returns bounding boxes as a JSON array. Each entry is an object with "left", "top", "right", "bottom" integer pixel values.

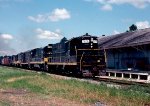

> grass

[
  {"left": 0, "top": 66, "right": 150, "bottom": 106},
  {"left": 0, "top": 100, "right": 11, "bottom": 106}
]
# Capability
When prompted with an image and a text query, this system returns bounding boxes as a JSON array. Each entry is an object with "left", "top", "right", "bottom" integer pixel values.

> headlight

[
  {"left": 97, "top": 60, "right": 100, "bottom": 62},
  {"left": 93, "top": 40, "right": 98, "bottom": 43}
]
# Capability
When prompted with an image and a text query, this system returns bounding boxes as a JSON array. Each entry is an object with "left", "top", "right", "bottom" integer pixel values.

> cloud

[
  {"left": 0, "top": 50, "right": 16, "bottom": 56},
  {"left": 107, "top": 0, "right": 150, "bottom": 9},
  {"left": 136, "top": 21, "right": 150, "bottom": 29},
  {"left": 0, "top": 34, "right": 13, "bottom": 40},
  {"left": 15, "top": 27, "right": 39, "bottom": 53},
  {"left": 15, "top": 27, "right": 63, "bottom": 53},
  {"left": 85, "top": 0, "right": 150, "bottom": 10},
  {"left": 28, "top": 8, "right": 71, "bottom": 23},
  {"left": 0, "top": 33, "right": 15, "bottom": 55},
  {"left": 35, "top": 28, "right": 63, "bottom": 39},
  {"left": 49, "top": 8, "right": 71, "bottom": 22},
  {"left": 101, "top": 4, "right": 112, "bottom": 11},
  {"left": 55, "top": 29, "right": 61, "bottom": 33},
  {"left": 113, "top": 30, "right": 120, "bottom": 34},
  {"left": 28, "top": 15, "right": 47, "bottom": 23}
]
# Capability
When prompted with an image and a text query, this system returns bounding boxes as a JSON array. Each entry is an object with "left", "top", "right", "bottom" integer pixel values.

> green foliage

[
  {"left": 129, "top": 24, "right": 138, "bottom": 31},
  {"left": 0, "top": 100, "right": 11, "bottom": 106}
]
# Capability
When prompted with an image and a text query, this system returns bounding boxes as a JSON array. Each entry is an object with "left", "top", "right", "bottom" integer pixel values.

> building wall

[{"left": 106, "top": 45, "right": 150, "bottom": 71}]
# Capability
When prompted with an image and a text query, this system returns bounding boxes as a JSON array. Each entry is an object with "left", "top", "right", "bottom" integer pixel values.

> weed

[{"left": 0, "top": 100, "right": 11, "bottom": 106}]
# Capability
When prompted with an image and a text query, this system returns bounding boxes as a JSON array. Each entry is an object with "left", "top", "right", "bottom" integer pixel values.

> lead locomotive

[{"left": 46, "top": 33, "right": 106, "bottom": 77}]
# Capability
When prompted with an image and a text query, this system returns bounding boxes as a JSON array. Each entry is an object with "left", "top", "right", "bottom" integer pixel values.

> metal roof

[{"left": 98, "top": 28, "right": 150, "bottom": 49}]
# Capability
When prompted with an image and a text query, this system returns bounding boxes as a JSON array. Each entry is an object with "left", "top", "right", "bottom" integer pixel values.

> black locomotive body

[
  {"left": 47, "top": 33, "right": 105, "bottom": 77},
  {"left": 15, "top": 46, "right": 52, "bottom": 70},
  {"left": 0, "top": 56, "right": 3, "bottom": 65},
  {"left": 11, "top": 55, "right": 18, "bottom": 67},
  {"left": 29, "top": 48, "right": 44, "bottom": 69}
]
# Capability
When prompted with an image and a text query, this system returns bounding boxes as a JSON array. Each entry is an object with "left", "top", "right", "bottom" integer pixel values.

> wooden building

[{"left": 99, "top": 28, "right": 150, "bottom": 72}]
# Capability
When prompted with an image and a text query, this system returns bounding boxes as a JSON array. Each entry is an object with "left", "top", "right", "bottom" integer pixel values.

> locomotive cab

[{"left": 70, "top": 33, "right": 105, "bottom": 77}]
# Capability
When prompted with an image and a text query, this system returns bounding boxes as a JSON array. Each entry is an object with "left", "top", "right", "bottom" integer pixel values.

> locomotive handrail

[{"left": 80, "top": 52, "right": 85, "bottom": 71}]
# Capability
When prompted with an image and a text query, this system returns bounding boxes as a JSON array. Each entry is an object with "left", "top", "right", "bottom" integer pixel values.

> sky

[{"left": 0, "top": 0, "right": 150, "bottom": 56}]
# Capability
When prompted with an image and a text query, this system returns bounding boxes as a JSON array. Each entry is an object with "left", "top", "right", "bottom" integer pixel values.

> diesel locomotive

[{"left": 0, "top": 33, "right": 106, "bottom": 77}]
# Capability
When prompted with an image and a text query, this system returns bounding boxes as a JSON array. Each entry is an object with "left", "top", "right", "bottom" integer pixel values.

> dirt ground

[{"left": 0, "top": 88, "right": 92, "bottom": 106}]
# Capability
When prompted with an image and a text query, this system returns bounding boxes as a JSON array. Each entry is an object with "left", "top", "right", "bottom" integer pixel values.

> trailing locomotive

[
  {"left": 11, "top": 46, "right": 52, "bottom": 70},
  {"left": 0, "top": 33, "right": 106, "bottom": 77}
]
